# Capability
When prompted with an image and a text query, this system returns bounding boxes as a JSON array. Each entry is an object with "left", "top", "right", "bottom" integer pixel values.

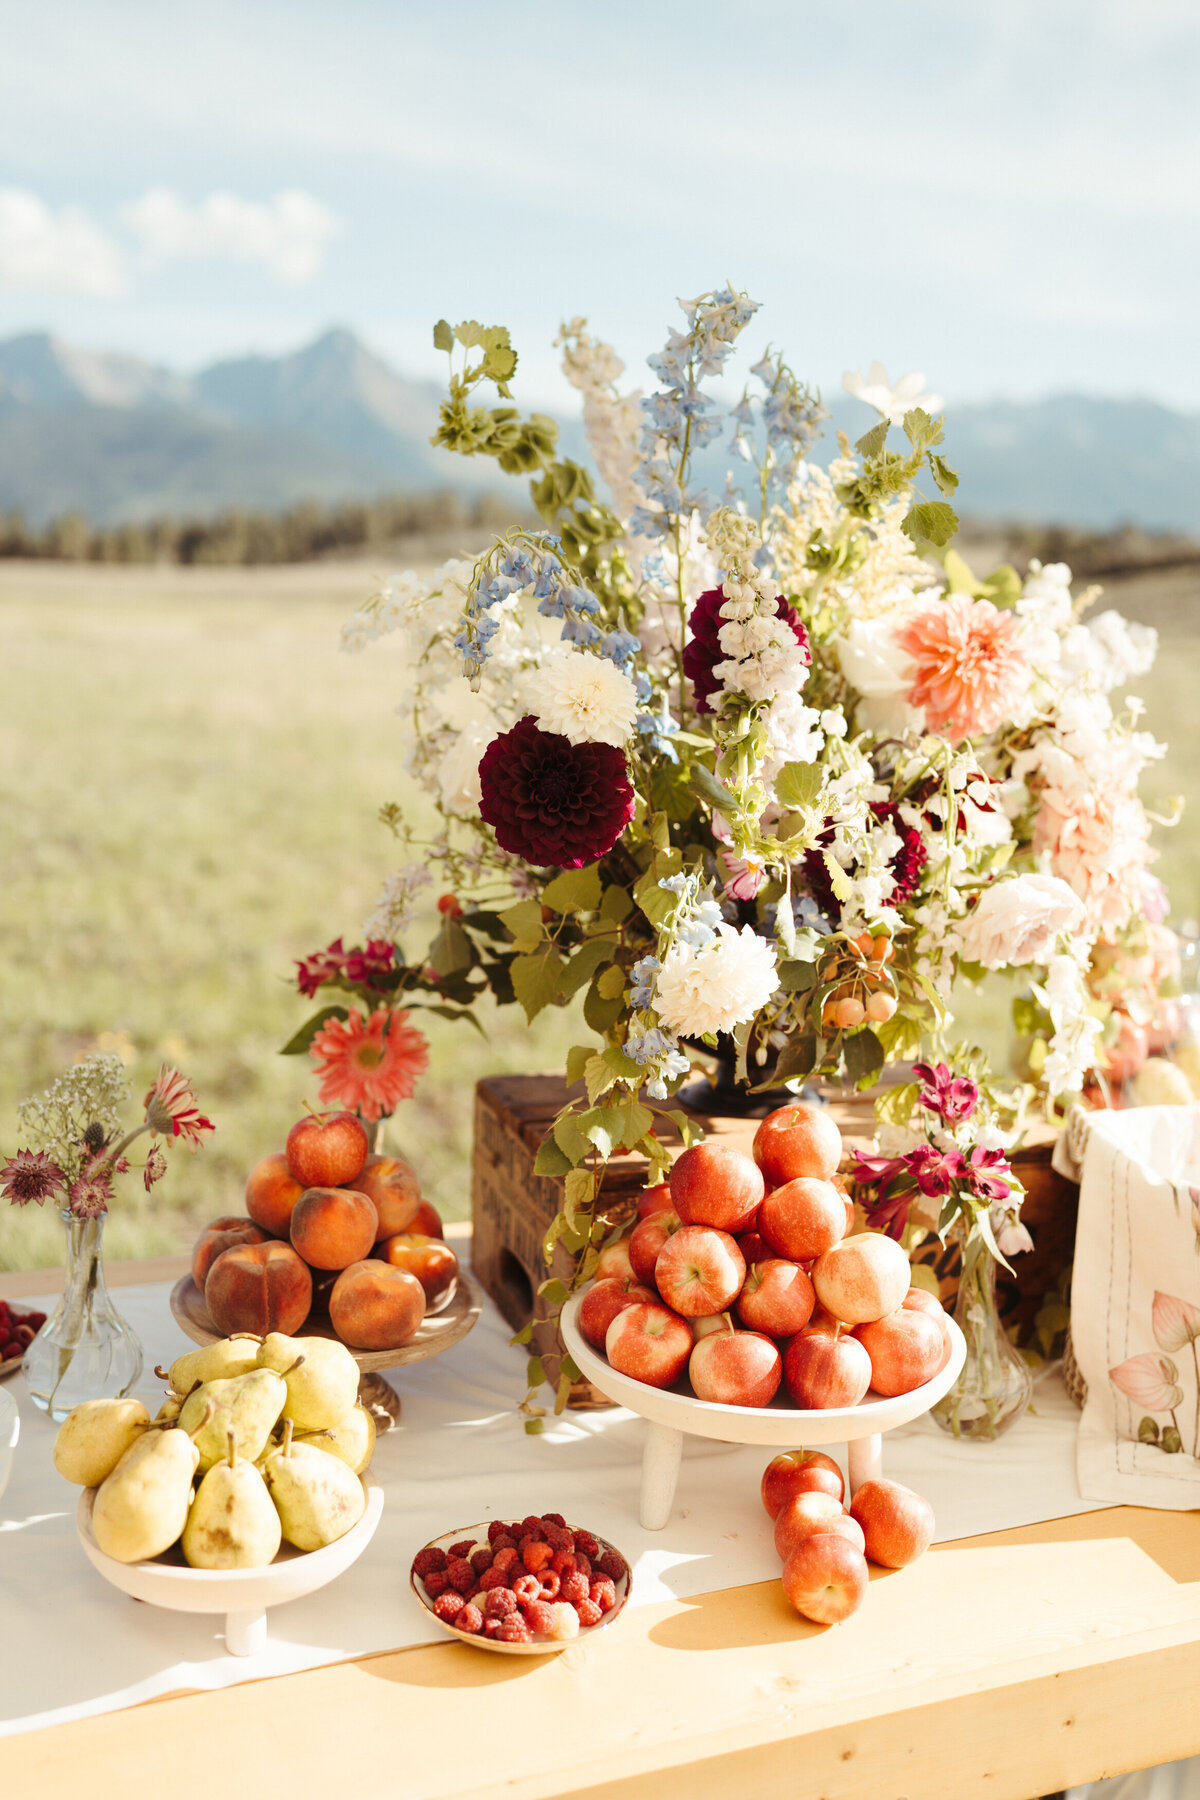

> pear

[
  {"left": 295, "top": 1403, "right": 376, "bottom": 1475},
  {"left": 91, "top": 1426, "right": 199, "bottom": 1563},
  {"left": 53, "top": 1397, "right": 151, "bottom": 1488},
  {"left": 182, "top": 1430, "right": 282, "bottom": 1570},
  {"left": 154, "top": 1395, "right": 184, "bottom": 1427},
  {"left": 165, "top": 1336, "right": 261, "bottom": 1397},
  {"left": 178, "top": 1367, "right": 287, "bottom": 1473},
  {"left": 264, "top": 1420, "right": 366, "bottom": 1551},
  {"left": 257, "top": 1333, "right": 360, "bottom": 1432}
]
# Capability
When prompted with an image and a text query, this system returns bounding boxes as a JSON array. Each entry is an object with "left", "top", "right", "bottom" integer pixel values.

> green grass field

[{"left": 1, "top": 555, "right": 1196, "bottom": 1269}]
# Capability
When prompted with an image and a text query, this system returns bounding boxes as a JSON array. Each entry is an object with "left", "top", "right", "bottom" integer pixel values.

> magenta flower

[
  {"left": 1109, "top": 1352, "right": 1183, "bottom": 1413},
  {"left": 0, "top": 1149, "right": 68, "bottom": 1207},
  {"left": 143, "top": 1144, "right": 168, "bottom": 1192},
  {"left": 960, "top": 1145, "right": 1015, "bottom": 1203},
  {"left": 683, "top": 587, "right": 809, "bottom": 715},
  {"left": 343, "top": 940, "right": 397, "bottom": 989},
  {"left": 914, "top": 1061, "right": 979, "bottom": 1125},
  {"left": 909, "top": 1144, "right": 962, "bottom": 1198},
  {"left": 478, "top": 717, "right": 635, "bottom": 868},
  {"left": 296, "top": 938, "right": 352, "bottom": 998}
]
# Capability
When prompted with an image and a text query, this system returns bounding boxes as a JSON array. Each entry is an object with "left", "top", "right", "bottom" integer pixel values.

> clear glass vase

[
  {"left": 931, "top": 1231, "right": 1033, "bottom": 1442},
  {"left": 22, "top": 1211, "right": 144, "bottom": 1421}
]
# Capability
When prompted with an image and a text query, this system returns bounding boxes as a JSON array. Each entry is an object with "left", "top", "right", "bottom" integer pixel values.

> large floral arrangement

[{"left": 338, "top": 288, "right": 1172, "bottom": 1397}]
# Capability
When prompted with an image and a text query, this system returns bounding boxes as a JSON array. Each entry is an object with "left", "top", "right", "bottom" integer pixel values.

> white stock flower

[
  {"left": 654, "top": 925, "right": 778, "bottom": 1039},
  {"left": 958, "top": 873, "right": 1086, "bottom": 970},
  {"left": 842, "top": 362, "right": 943, "bottom": 426},
  {"left": 524, "top": 649, "right": 638, "bottom": 747},
  {"left": 363, "top": 865, "right": 432, "bottom": 941},
  {"left": 424, "top": 677, "right": 500, "bottom": 814}
]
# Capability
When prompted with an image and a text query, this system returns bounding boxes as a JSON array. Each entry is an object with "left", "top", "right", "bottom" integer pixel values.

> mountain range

[{"left": 0, "top": 327, "right": 1197, "bottom": 533}]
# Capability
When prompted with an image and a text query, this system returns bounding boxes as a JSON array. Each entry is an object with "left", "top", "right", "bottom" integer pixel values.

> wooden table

[{"left": 3, "top": 1256, "right": 1198, "bottom": 1799}]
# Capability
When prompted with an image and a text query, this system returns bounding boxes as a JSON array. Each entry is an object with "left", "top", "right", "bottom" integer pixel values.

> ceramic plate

[{"left": 410, "top": 1519, "right": 631, "bottom": 1656}]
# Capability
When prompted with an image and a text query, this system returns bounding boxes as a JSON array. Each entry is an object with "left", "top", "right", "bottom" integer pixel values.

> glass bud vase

[
  {"left": 931, "top": 1231, "right": 1033, "bottom": 1442},
  {"left": 23, "top": 1210, "right": 144, "bottom": 1421}
]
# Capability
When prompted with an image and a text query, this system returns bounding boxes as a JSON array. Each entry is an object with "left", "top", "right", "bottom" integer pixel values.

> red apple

[
  {"left": 688, "top": 1324, "right": 782, "bottom": 1407},
  {"left": 901, "top": 1285, "right": 945, "bottom": 1321},
  {"left": 772, "top": 1489, "right": 845, "bottom": 1559},
  {"left": 753, "top": 1103, "right": 842, "bottom": 1186},
  {"left": 736, "top": 1229, "right": 772, "bottom": 1264},
  {"left": 668, "top": 1141, "right": 765, "bottom": 1234},
  {"left": 738, "top": 1258, "right": 816, "bottom": 1338},
  {"left": 783, "top": 1328, "right": 872, "bottom": 1409},
  {"left": 636, "top": 1183, "right": 675, "bottom": 1220},
  {"left": 605, "top": 1302, "right": 693, "bottom": 1389},
  {"left": 578, "top": 1277, "right": 658, "bottom": 1350},
  {"left": 654, "top": 1225, "right": 746, "bottom": 1318},
  {"left": 849, "top": 1478, "right": 935, "bottom": 1568},
  {"left": 594, "top": 1235, "right": 637, "bottom": 1284},
  {"left": 812, "top": 1231, "right": 910, "bottom": 1325},
  {"left": 759, "top": 1177, "right": 847, "bottom": 1262},
  {"left": 781, "top": 1533, "right": 869, "bottom": 1624},
  {"left": 761, "top": 1450, "right": 845, "bottom": 1518},
  {"left": 629, "top": 1210, "right": 684, "bottom": 1287},
  {"left": 855, "top": 1308, "right": 949, "bottom": 1396},
  {"left": 285, "top": 1110, "right": 370, "bottom": 1190},
  {"left": 690, "top": 1313, "right": 729, "bottom": 1340}
]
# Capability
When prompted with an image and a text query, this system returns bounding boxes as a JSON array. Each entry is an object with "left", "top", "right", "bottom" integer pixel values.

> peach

[
  {"left": 688, "top": 1327, "right": 782, "bottom": 1407},
  {"left": 578, "top": 1277, "right": 658, "bottom": 1350},
  {"left": 902, "top": 1285, "right": 946, "bottom": 1321},
  {"left": 205, "top": 1240, "right": 312, "bottom": 1337},
  {"left": 783, "top": 1328, "right": 872, "bottom": 1410},
  {"left": 245, "top": 1153, "right": 305, "bottom": 1238},
  {"left": 629, "top": 1210, "right": 684, "bottom": 1287},
  {"left": 285, "top": 1109, "right": 369, "bottom": 1189},
  {"left": 378, "top": 1232, "right": 458, "bottom": 1313},
  {"left": 330, "top": 1259, "right": 426, "bottom": 1350},
  {"left": 738, "top": 1258, "right": 816, "bottom": 1339},
  {"left": 605, "top": 1302, "right": 693, "bottom": 1389},
  {"left": 594, "top": 1235, "right": 637, "bottom": 1284},
  {"left": 354, "top": 1154, "right": 436, "bottom": 1239},
  {"left": 759, "top": 1177, "right": 846, "bottom": 1262},
  {"left": 290, "top": 1186, "right": 379, "bottom": 1270},
  {"left": 753, "top": 1104, "right": 842, "bottom": 1186},
  {"left": 191, "top": 1216, "right": 267, "bottom": 1290},
  {"left": 668, "top": 1142, "right": 764, "bottom": 1234},
  {"left": 654, "top": 1225, "right": 746, "bottom": 1318},
  {"left": 849, "top": 1478, "right": 935, "bottom": 1568},
  {"left": 761, "top": 1450, "right": 845, "bottom": 1518},
  {"left": 855, "top": 1308, "right": 949, "bottom": 1396},
  {"left": 812, "top": 1232, "right": 910, "bottom": 1325},
  {"left": 781, "top": 1534, "right": 869, "bottom": 1624}
]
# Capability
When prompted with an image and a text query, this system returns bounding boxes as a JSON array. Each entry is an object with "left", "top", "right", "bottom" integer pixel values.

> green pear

[
  {"left": 182, "top": 1430, "right": 282, "bottom": 1570},
  {"left": 257, "top": 1333, "right": 360, "bottom": 1432},
  {"left": 154, "top": 1395, "right": 184, "bottom": 1426},
  {"left": 264, "top": 1421, "right": 366, "bottom": 1550},
  {"left": 178, "top": 1368, "right": 287, "bottom": 1473},
  {"left": 165, "top": 1336, "right": 261, "bottom": 1397},
  {"left": 53, "top": 1397, "right": 151, "bottom": 1487},
  {"left": 91, "top": 1427, "right": 199, "bottom": 1563},
  {"left": 295, "top": 1403, "right": 376, "bottom": 1475}
]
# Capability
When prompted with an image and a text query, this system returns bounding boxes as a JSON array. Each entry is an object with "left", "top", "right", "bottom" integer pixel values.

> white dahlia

[
  {"left": 654, "top": 925, "right": 778, "bottom": 1039},
  {"left": 525, "top": 649, "right": 638, "bottom": 747}
]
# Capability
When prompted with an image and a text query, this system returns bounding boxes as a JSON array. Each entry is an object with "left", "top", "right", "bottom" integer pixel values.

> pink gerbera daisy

[
  {"left": 895, "top": 593, "right": 1027, "bottom": 741},
  {"left": 308, "top": 1007, "right": 429, "bottom": 1122},
  {"left": 144, "top": 1065, "right": 216, "bottom": 1150}
]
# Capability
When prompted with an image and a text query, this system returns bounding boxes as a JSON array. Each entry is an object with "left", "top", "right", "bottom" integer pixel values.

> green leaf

[
  {"left": 278, "top": 1005, "right": 349, "bottom": 1055},
  {"left": 822, "top": 850, "right": 853, "bottom": 905},
  {"left": 554, "top": 1372, "right": 573, "bottom": 1416},
  {"left": 874, "top": 1080, "right": 919, "bottom": 1128},
  {"left": 539, "top": 1277, "right": 569, "bottom": 1306},
  {"left": 930, "top": 454, "right": 959, "bottom": 497},
  {"left": 557, "top": 937, "right": 612, "bottom": 1001},
  {"left": 510, "top": 1323, "right": 533, "bottom": 1345},
  {"left": 602, "top": 1044, "right": 643, "bottom": 1080},
  {"left": 498, "top": 897, "right": 544, "bottom": 953},
  {"left": 687, "top": 764, "right": 731, "bottom": 812},
  {"left": 560, "top": 1353, "right": 582, "bottom": 1384},
  {"left": 597, "top": 963, "right": 626, "bottom": 1000},
  {"left": 772, "top": 1031, "right": 817, "bottom": 1083},
  {"left": 584, "top": 1053, "right": 617, "bottom": 1105},
  {"left": 406, "top": 1002, "right": 486, "bottom": 1036},
  {"left": 659, "top": 1107, "right": 698, "bottom": 1148},
  {"left": 526, "top": 1355, "right": 545, "bottom": 1388},
  {"left": 902, "top": 500, "right": 959, "bottom": 548},
  {"left": 777, "top": 958, "right": 818, "bottom": 993},
  {"left": 553, "top": 1111, "right": 593, "bottom": 1165},
  {"left": 524, "top": 1417, "right": 545, "bottom": 1435},
  {"left": 633, "top": 853, "right": 683, "bottom": 928},
  {"left": 902, "top": 407, "right": 943, "bottom": 450},
  {"left": 843, "top": 1027, "right": 885, "bottom": 1089},
  {"left": 563, "top": 1168, "right": 593, "bottom": 1226},
  {"left": 542, "top": 865, "right": 603, "bottom": 913},
  {"left": 979, "top": 563, "right": 1022, "bottom": 609},
  {"left": 855, "top": 419, "right": 890, "bottom": 460},
  {"left": 600, "top": 885, "right": 633, "bottom": 923},
  {"left": 533, "top": 1136, "right": 573, "bottom": 1178},
  {"left": 584, "top": 978, "right": 626, "bottom": 1033},
  {"left": 565, "top": 1044, "right": 593, "bottom": 1087},
  {"left": 428, "top": 915, "right": 474, "bottom": 977},
  {"left": 453, "top": 319, "right": 489, "bottom": 348},
  {"left": 773, "top": 760, "right": 824, "bottom": 812},
  {"left": 432, "top": 319, "right": 454, "bottom": 352},
  {"left": 943, "top": 547, "right": 978, "bottom": 595},
  {"left": 511, "top": 946, "right": 565, "bottom": 1021}
]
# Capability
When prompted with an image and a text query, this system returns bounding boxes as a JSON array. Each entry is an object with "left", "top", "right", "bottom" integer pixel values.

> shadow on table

[
  {"left": 357, "top": 1640, "right": 552, "bottom": 1692},
  {"left": 646, "top": 1567, "right": 899, "bottom": 1653}
]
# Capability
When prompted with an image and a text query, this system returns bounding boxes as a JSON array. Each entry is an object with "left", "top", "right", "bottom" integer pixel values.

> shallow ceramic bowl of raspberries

[{"left": 410, "top": 1513, "right": 631, "bottom": 1655}]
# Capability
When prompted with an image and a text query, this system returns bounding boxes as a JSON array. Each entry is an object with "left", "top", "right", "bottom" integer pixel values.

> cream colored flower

[
  {"left": 958, "top": 873, "right": 1086, "bottom": 970},
  {"left": 654, "top": 925, "right": 778, "bottom": 1038},
  {"left": 525, "top": 649, "right": 638, "bottom": 747}
]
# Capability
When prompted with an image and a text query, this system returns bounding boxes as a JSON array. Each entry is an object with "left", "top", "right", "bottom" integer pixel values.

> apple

[
  {"left": 578, "top": 1277, "right": 658, "bottom": 1350},
  {"left": 654, "top": 1225, "right": 746, "bottom": 1318},
  {"left": 752, "top": 1103, "right": 842, "bottom": 1187},
  {"left": 783, "top": 1328, "right": 872, "bottom": 1409},
  {"left": 668, "top": 1141, "right": 765, "bottom": 1234},
  {"left": 629, "top": 1209, "right": 684, "bottom": 1287},
  {"left": 690, "top": 1312, "right": 730, "bottom": 1340},
  {"left": 812, "top": 1231, "right": 910, "bottom": 1325},
  {"left": 594, "top": 1235, "right": 637, "bottom": 1284},
  {"left": 849, "top": 1478, "right": 935, "bottom": 1568},
  {"left": 759, "top": 1178, "right": 847, "bottom": 1262},
  {"left": 605, "top": 1301, "right": 693, "bottom": 1389},
  {"left": 636, "top": 1183, "right": 675, "bottom": 1220},
  {"left": 855, "top": 1308, "right": 949, "bottom": 1396},
  {"left": 285, "top": 1109, "right": 369, "bottom": 1190},
  {"left": 780, "top": 1533, "right": 869, "bottom": 1624},
  {"left": 688, "top": 1323, "right": 782, "bottom": 1407},
  {"left": 377, "top": 1232, "right": 459, "bottom": 1314},
  {"left": 901, "top": 1285, "right": 946, "bottom": 1321},
  {"left": 771, "top": 1489, "right": 844, "bottom": 1559},
  {"left": 760, "top": 1449, "right": 845, "bottom": 1518},
  {"left": 736, "top": 1229, "right": 772, "bottom": 1264},
  {"left": 738, "top": 1258, "right": 816, "bottom": 1338}
]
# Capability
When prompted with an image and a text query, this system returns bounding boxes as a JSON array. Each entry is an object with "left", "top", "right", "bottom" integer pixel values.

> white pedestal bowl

[
  {"left": 560, "top": 1291, "right": 966, "bottom": 1530},
  {"left": 0, "top": 1384, "right": 18, "bottom": 1502}
]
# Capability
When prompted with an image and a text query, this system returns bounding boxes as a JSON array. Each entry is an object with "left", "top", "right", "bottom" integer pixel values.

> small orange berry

[{"left": 437, "top": 893, "right": 463, "bottom": 916}]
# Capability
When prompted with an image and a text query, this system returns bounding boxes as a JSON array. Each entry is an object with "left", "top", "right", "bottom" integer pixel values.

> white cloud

[
  {"left": 0, "top": 187, "right": 125, "bottom": 295},
  {"left": 120, "top": 187, "right": 340, "bottom": 283}
]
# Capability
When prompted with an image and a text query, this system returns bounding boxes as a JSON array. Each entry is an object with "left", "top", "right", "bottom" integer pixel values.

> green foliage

[
  {"left": 903, "top": 501, "right": 959, "bottom": 548},
  {"left": 541, "top": 865, "right": 603, "bottom": 913},
  {"left": 279, "top": 1005, "right": 349, "bottom": 1055},
  {"left": 511, "top": 946, "right": 566, "bottom": 1021}
]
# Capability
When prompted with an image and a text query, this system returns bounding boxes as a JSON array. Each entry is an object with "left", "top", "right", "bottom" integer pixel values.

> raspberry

[
  {"left": 432, "top": 1592, "right": 466, "bottom": 1622},
  {"left": 491, "top": 1533, "right": 516, "bottom": 1553},
  {"left": 492, "top": 1547, "right": 519, "bottom": 1575},
  {"left": 483, "top": 1617, "right": 505, "bottom": 1639},
  {"left": 576, "top": 1597, "right": 603, "bottom": 1627},
  {"left": 540, "top": 1512, "right": 567, "bottom": 1528},
  {"left": 412, "top": 1546, "right": 448, "bottom": 1579},
  {"left": 597, "top": 1550, "right": 626, "bottom": 1583},
  {"left": 538, "top": 1571, "right": 561, "bottom": 1600},
  {"left": 499, "top": 1615, "right": 532, "bottom": 1644},
  {"left": 449, "top": 1539, "right": 477, "bottom": 1560},
  {"left": 26, "top": 1311, "right": 46, "bottom": 1329},
  {"left": 522, "top": 1540, "right": 555, "bottom": 1574},
  {"left": 1, "top": 1342, "right": 22, "bottom": 1362},
  {"left": 470, "top": 1546, "right": 494, "bottom": 1575},
  {"left": 422, "top": 1570, "right": 449, "bottom": 1598},
  {"left": 522, "top": 1598, "right": 556, "bottom": 1635},
  {"left": 590, "top": 1577, "right": 617, "bottom": 1613},
  {"left": 485, "top": 1586, "right": 518, "bottom": 1618},
  {"left": 574, "top": 1554, "right": 592, "bottom": 1580},
  {"left": 446, "top": 1558, "right": 475, "bottom": 1595},
  {"left": 486, "top": 1520, "right": 510, "bottom": 1545},
  {"left": 573, "top": 1530, "right": 600, "bottom": 1560},
  {"left": 513, "top": 1574, "right": 542, "bottom": 1604},
  {"left": 456, "top": 1604, "right": 484, "bottom": 1635},
  {"left": 478, "top": 1565, "right": 508, "bottom": 1592},
  {"left": 543, "top": 1522, "right": 573, "bottom": 1552},
  {"left": 550, "top": 1549, "right": 577, "bottom": 1577},
  {"left": 520, "top": 1515, "right": 546, "bottom": 1540},
  {"left": 560, "top": 1571, "right": 589, "bottom": 1608}
]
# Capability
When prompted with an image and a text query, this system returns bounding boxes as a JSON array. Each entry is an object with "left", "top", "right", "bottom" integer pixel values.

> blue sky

[{"left": 0, "top": 0, "right": 1196, "bottom": 409}]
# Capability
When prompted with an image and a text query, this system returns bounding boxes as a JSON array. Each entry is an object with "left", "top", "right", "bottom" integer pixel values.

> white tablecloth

[{"left": 0, "top": 1261, "right": 1104, "bottom": 1739}]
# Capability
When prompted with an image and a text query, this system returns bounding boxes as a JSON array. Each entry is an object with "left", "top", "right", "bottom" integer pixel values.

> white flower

[
  {"left": 958, "top": 873, "right": 1086, "bottom": 970},
  {"left": 654, "top": 925, "right": 778, "bottom": 1039},
  {"left": 362, "top": 864, "right": 432, "bottom": 942},
  {"left": 835, "top": 615, "right": 921, "bottom": 734},
  {"left": 424, "top": 678, "right": 500, "bottom": 814},
  {"left": 842, "top": 362, "right": 944, "bottom": 426},
  {"left": 524, "top": 649, "right": 637, "bottom": 747}
]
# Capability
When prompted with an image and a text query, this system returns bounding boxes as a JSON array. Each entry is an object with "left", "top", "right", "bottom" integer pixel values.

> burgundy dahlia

[
  {"left": 478, "top": 717, "right": 635, "bottom": 869},
  {"left": 682, "top": 586, "right": 810, "bottom": 715}
]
